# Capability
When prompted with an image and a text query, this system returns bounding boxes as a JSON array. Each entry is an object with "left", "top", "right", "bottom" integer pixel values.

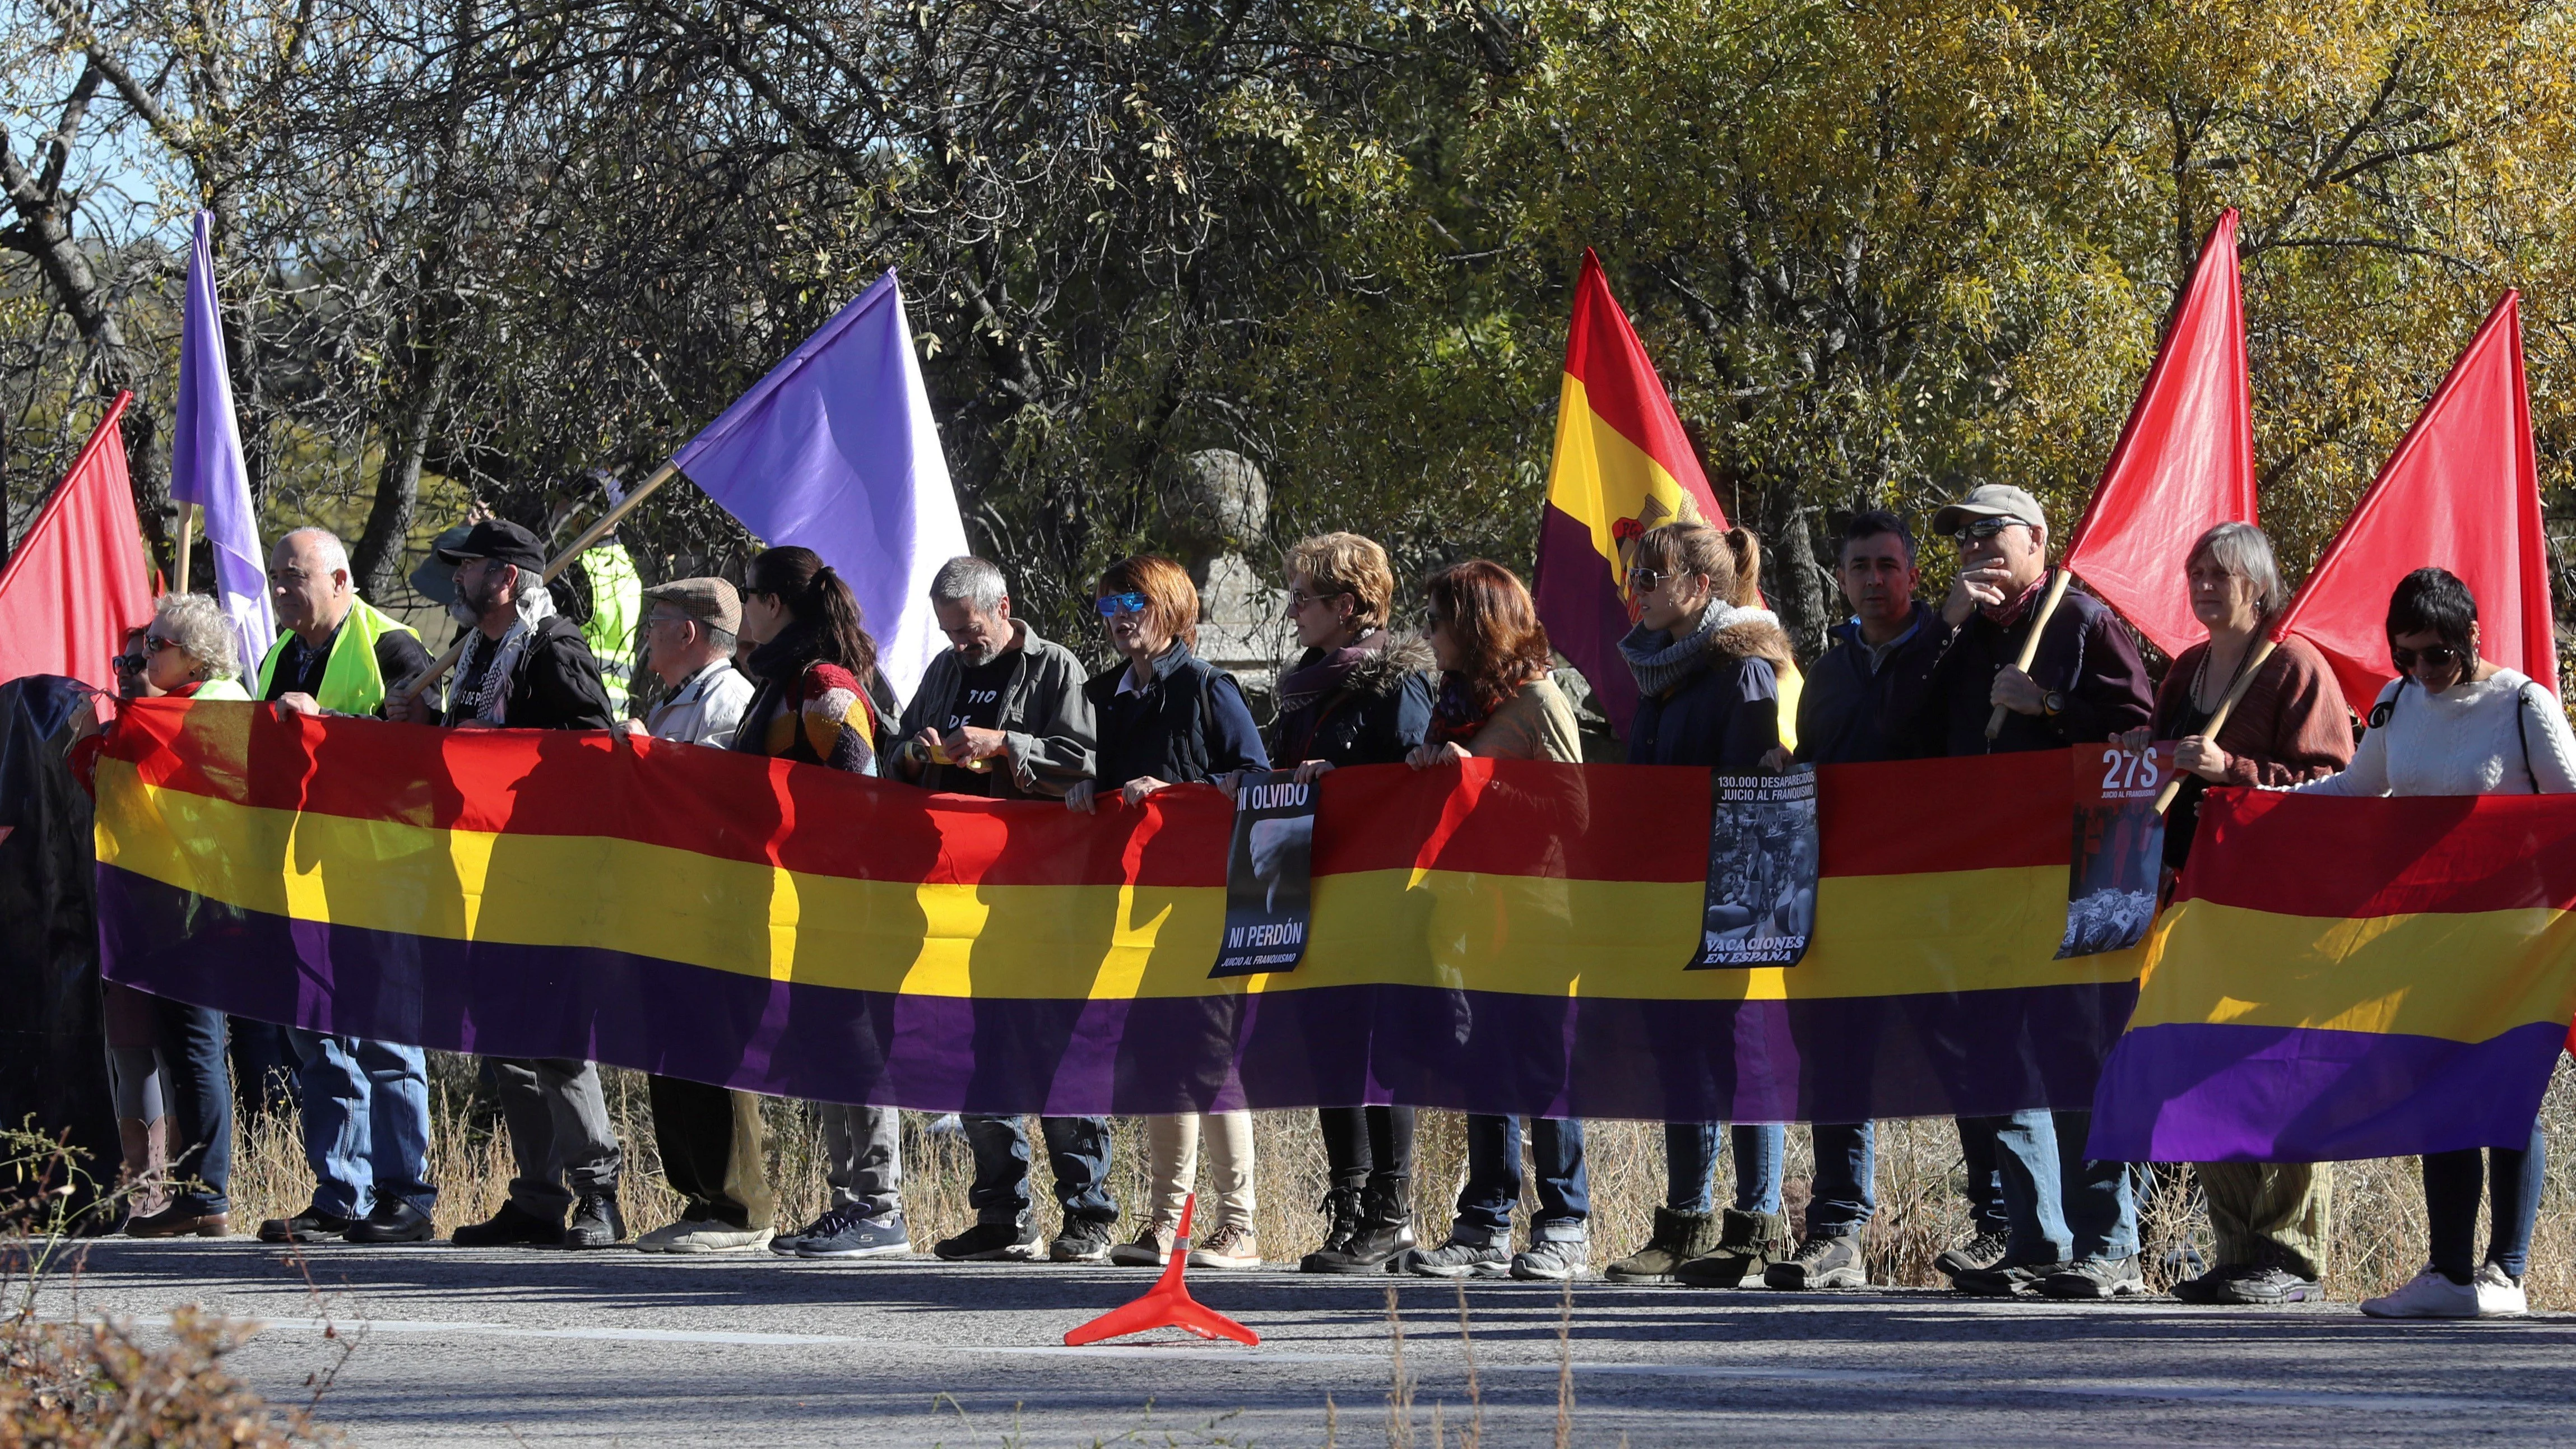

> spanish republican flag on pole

[{"left": 1534, "top": 250, "right": 1735, "bottom": 735}]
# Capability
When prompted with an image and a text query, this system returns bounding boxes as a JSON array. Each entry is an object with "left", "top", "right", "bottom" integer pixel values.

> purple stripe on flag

[
  {"left": 1532, "top": 504, "right": 1639, "bottom": 734},
  {"left": 101, "top": 865, "right": 2130, "bottom": 1120},
  {"left": 2084, "top": 1020, "right": 2566, "bottom": 1163}
]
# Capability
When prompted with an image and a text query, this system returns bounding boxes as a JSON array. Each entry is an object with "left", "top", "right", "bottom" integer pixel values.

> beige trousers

[{"left": 1147, "top": 1112, "right": 1255, "bottom": 1233}]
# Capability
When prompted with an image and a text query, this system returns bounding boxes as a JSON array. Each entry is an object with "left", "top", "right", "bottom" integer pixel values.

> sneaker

[
  {"left": 1933, "top": 1230, "right": 2011, "bottom": 1278},
  {"left": 2175, "top": 1262, "right": 2319, "bottom": 1305},
  {"left": 1766, "top": 1232, "right": 1865, "bottom": 1290},
  {"left": 258, "top": 1209, "right": 355, "bottom": 1244},
  {"left": 2475, "top": 1262, "right": 2528, "bottom": 1318},
  {"left": 342, "top": 1200, "right": 436, "bottom": 1245},
  {"left": 1405, "top": 1238, "right": 1511, "bottom": 1279},
  {"left": 796, "top": 1210, "right": 908, "bottom": 1258},
  {"left": 1952, "top": 1260, "right": 2069, "bottom": 1297},
  {"left": 450, "top": 1201, "right": 563, "bottom": 1248},
  {"left": 1511, "top": 1239, "right": 1589, "bottom": 1281},
  {"left": 1604, "top": 1208, "right": 1719, "bottom": 1285},
  {"left": 1673, "top": 1208, "right": 1790, "bottom": 1288},
  {"left": 1188, "top": 1223, "right": 1262, "bottom": 1270},
  {"left": 2360, "top": 1267, "right": 2480, "bottom": 1319},
  {"left": 1050, "top": 1217, "right": 1117, "bottom": 1263},
  {"left": 638, "top": 1217, "right": 778, "bottom": 1253},
  {"left": 1109, "top": 1223, "right": 1175, "bottom": 1267},
  {"left": 934, "top": 1219, "right": 1042, "bottom": 1262},
  {"left": 562, "top": 1190, "right": 627, "bottom": 1248},
  {"left": 125, "top": 1205, "right": 229, "bottom": 1239},
  {"left": 2039, "top": 1255, "right": 2145, "bottom": 1299}
]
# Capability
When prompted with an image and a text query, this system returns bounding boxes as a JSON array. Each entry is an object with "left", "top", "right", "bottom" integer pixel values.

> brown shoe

[
  {"left": 1108, "top": 1222, "right": 1175, "bottom": 1267},
  {"left": 1187, "top": 1223, "right": 1262, "bottom": 1270},
  {"left": 127, "top": 1205, "right": 229, "bottom": 1238}
]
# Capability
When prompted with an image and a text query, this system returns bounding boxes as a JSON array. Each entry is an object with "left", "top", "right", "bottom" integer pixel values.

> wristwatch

[{"left": 2041, "top": 689, "right": 2067, "bottom": 717}]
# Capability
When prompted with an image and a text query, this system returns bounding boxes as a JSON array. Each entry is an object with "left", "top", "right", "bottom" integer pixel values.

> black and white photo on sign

[
  {"left": 1692, "top": 769, "right": 1818, "bottom": 968},
  {"left": 2060, "top": 740, "right": 2170, "bottom": 959},
  {"left": 1212, "top": 770, "right": 1318, "bottom": 977}
]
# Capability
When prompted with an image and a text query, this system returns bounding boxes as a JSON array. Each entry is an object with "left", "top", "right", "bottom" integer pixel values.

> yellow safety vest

[{"left": 255, "top": 597, "right": 419, "bottom": 715}]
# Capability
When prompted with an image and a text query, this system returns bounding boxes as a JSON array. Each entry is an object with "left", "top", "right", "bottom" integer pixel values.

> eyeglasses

[
  {"left": 1953, "top": 517, "right": 2027, "bottom": 544},
  {"left": 2392, "top": 643, "right": 2465, "bottom": 672},
  {"left": 1625, "top": 566, "right": 1668, "bottom": 591},
  {"left": 1096, "top": 592, "right": 1150, "bottom": 619},
  {"left": 1287, "top": 587, "right": 1348, "bottom": 612}
]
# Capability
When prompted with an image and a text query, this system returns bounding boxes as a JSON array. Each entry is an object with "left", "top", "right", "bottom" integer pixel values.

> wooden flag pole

[
  {"left": 1982, "top": 566, "right": 2074, "bottom": 741},
  {"left": 394, "top": 459, "right": 681, "bottom": 707},
  {"left": 2151, "top": 634, "right": 2278, "bottom": 815},
  {"left": 173, "top": 503, "right": 196, "bottom": 594}
]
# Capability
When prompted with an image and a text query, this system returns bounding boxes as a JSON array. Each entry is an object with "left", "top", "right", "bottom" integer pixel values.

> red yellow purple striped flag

[
  {"left": 95, "top": 700, "right": 2138, "bottom": 1120},
  {"left": 2087, "top": 786, "right": 2576, "bottom": 1163}
]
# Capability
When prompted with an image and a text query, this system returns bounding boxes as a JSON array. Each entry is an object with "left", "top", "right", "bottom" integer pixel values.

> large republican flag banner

[
  {"left": 95, "top": 699, "right": 2138, "bottom": 1121},
  {"left": 1532, "top": 250, "right": 1733, "bottom": 736}
]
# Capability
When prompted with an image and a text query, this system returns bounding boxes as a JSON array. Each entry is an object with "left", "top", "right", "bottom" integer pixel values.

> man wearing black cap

[{"left": 403, "top": 518, "right": 629, "bottom": 1248}]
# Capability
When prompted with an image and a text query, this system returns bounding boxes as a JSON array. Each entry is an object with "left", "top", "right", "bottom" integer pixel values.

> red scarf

[{"left": 1980, "top": 570, "right": 2051, "bottom": 629}]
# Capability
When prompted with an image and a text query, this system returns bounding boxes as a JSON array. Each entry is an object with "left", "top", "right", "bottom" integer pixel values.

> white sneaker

[
  {"left": 656, "top": 1221, "right": 776, "bottom": 1254},
  {"left": 2475, "top": 1262, "right": 2528, "bottom": 1317},
  {"left": 2360, "top": 1267, "right": 2481, "bottom": 1318}
]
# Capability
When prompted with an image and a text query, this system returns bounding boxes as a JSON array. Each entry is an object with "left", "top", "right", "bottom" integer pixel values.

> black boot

[
  {"left": 1298, "top": 1187, "right": 1364, "bottom": 1273},
  {"left": 1303, "top": 1181, "right": 1415, "bottom": 1274}
]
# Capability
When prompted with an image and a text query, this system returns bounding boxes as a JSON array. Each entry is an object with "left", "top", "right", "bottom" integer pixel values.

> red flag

[
  {"left": 2275, "top": 292, "right": 2553, "bottom": 709},
  {"left": 2060, "top": 210, "right": 2258, "bottom": 659},
  {"left": 0, "top": 393, "right": 153, "bottom": 696}
]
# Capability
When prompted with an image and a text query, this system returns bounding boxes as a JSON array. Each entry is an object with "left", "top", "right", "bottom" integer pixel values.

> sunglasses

[
  {"left": 1952, "top": 517, "right": 2027, "bottom": 544},
  {"left": 112, "top": 651, "right": 148, "bottom": 674},
  {"left": 2391, "top": 643, "right": 2465, "bottom": 672},
  {"left": 1625, "top": 566, "right": 1669, "bottom": 591},
  {"left": 1096, "top": 591, "right": 1150, "bottom": 619}
]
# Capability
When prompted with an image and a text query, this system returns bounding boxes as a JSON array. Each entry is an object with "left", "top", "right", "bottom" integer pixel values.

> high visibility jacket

[
  {"left": 254, "top": 597, "right": 417, "bottom": 714},
  {"left": 578, "top": 542, "right": 643, "bottom": 717}
]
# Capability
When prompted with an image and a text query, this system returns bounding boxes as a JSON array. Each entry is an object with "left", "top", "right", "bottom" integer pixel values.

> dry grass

[{"left": 219, "top": 1053, "right": 2576, "bottom": 1306}]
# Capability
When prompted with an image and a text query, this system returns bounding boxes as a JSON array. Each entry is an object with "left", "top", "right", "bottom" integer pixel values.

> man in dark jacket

[
  {"left": 1904, "top": 484, "right": 2153, "bottom": 1303},
  {"left": 1758, "top": 510, "right": 1950, "bottom": 1291},
  {"left": 402, "top": 519, "right": 628, "bottom": 1250},
  {"left": 893, "top": 556, "right": 1095, "bottom": 798}
]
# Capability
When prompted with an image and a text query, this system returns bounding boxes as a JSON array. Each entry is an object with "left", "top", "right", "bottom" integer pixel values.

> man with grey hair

[
  {"left": 892, "top": 555, "right": 1095, "bottom": 798},
  {"left": 253, "top": 527, "right": 443, "bottom": 1248}
]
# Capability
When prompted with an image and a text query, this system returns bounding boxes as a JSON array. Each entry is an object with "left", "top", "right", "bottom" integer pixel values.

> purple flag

[
  {"left": 170, "top": 211, "right": 274, "bottom": 668},
  {"left": 673, "top": 270, "right": 969, "bottom": 705}
]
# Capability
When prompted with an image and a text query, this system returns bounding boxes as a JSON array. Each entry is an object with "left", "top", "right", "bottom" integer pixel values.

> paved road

[{"left": 39, "top": 1240, "right": 2576, "bottom": 1446}]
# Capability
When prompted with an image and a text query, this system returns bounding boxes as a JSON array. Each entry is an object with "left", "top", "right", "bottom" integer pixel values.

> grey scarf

[
  {"left": 454, "top": 579, "right": 558, "bottom": 725},
  {"left": 1618, "top": 603, "right": 1775, "bottom": 699}
]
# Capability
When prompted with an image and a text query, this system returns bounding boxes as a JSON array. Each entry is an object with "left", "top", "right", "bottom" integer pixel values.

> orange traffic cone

[{"left": 1062, "top": 1193, "right": 1259, "bottom": 1347}]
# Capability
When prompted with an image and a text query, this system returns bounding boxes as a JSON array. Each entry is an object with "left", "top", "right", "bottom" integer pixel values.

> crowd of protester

[{"left": 85, "top": 479, "right": 2573, "bottom": 1321}]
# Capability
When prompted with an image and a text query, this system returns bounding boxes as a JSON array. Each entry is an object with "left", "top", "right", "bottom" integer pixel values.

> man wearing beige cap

[{"left": 628, "top": 577, "right": 774, "bottom": 1251}]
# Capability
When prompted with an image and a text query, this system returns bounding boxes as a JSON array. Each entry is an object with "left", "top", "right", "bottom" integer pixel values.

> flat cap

[
  {"left": 433, "top": 518, "right": 547, "bottom": 572},
  {"left": 642, "top": 577, "right": 741, "bottom": 635}
]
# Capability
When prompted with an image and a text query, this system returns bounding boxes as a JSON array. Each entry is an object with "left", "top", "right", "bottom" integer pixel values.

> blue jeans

[
  {"left": 964, "top": 1114, "right": 1116, "bottom": 1227},
  {"left": 2424, "top": 1119, "right": 2546, "bottom": 1282},
  {"left": 1807, "top": 1122, "right": 1876, "bottom": 1236},
  {"left": 1665, "top": 1121, "right": 1784, "bottom": 1215},
  {"left": 152, "top": 997, "right": 231, "bottom": 1215},
  {"left": 1973, "top": 1108, "right": 2136, "bottom": 1265},
  {"left": 285, "top": 1032, "right": 435, "bottom": 1219},
  {"left": 1454, "top": 1115, "right": 1588, "bottom": 1244},
  {"left": 1957, "top": 1116, "right": 2011, "bottom": 1236}
]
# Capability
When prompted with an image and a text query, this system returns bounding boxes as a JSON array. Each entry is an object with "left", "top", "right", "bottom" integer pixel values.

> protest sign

[
  {"left": 2062, "top": 741, "right": 2170, "bottom": 959},
  {"left": 1692, "top": 769, "right": 1818, "bottom": 968},
  {"left": 1212, "top": 770, "right": 1317, "bottom": 977}
]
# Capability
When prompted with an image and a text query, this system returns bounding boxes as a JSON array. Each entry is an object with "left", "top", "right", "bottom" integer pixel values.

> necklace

[{"left": 2190, "top": 635, "right": 2257, "bottom": 716}]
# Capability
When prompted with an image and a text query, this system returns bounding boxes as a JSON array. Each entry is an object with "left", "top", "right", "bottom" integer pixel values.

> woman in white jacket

[{"left": 2297, "top": 568, "right": 2576, "bottom": 1320}]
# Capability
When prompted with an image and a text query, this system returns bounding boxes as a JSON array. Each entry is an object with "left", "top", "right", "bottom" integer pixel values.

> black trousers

[
  {"left": 1319, "top": 1105, "right": 1415, "bottom": 1196},
  {"left": 648, "top": 1075, "right": 764, "bottom": 1228}
]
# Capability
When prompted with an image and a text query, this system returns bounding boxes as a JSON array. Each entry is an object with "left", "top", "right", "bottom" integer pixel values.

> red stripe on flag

[{"left": 2179, "top": 786, "right": 2576, "bottom": 916}]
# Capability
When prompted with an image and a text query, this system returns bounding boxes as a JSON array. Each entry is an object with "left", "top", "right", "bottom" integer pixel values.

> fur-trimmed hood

[
  {"left": 1341, "top": 632, "right": 1436, "bottom": 696},
  {"left": 1705, "top": 614, "right": 1795, "bottom": 675}
]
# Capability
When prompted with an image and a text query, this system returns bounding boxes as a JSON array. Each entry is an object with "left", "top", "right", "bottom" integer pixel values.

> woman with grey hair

[
  {"left": 138, "top": 593, "right": 249, "bottom": 701},
  {"left": 2122, "top": 521, "right": 2354, "bottom": 1306}
]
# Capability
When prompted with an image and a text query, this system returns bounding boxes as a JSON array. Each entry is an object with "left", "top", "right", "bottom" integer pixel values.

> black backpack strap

[{"left": 2514, "top": 681, "right": 2542, "bottom": 793}]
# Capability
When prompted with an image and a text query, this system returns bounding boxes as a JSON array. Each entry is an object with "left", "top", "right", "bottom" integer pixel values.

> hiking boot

[
  {"left": 1298, "top": 1188, "right": 1364, "bottom": 1272},
  {"left": 933, "top": 1219, "right": 1041, "bottom": 1262},
  {"left": 2175, "top": 1262, "right": 2319, "bottom": 1305},
  {"left": 1952, "top": 1260, "right": 2068, "bottom": 1297},
  {"left": 1511, "top": 1238, "right": 1589, "bottom": 1281},
  {"left": 2361, "top": 1267, "right": 2480, "bottom": 1319},
  {"left": 563, "top": 1190, "right": 627, "bottom": 1248},
  {"left": 1301, "top": 1182, "right": 1416, "bottom": 1274},
  {"left": 1405, "top": 1237, "right": 1511, "bottom": 1279},
  {"left": 126, "top": 1205, "right": 229, "bottom": 1239},
  {"left": 795, "top": 1209, "right": 908, "bottom": 1258},
  {"left": 1605, "top": 1208, "right": 1719, "bottom": 1285},
  {"left": 1933, "top": 1230, "right": 2011, "bottom": 1279},
  {"left": 1674, "top": 1208, "right": 1790, "bottom": 1288},
  {"left": 258, "top": 1209, "right": 355, "bottom": 1245},
  {"left": 1188, "top": 1223, "right": 1262, "bottom": 1270},
  {"left": 1766, "top": 1232, "right": 1865, "bottom": 1290},
  {"left": 1110, "top": 1222, "right": 1175, "bottom": 1267},
  {"left": 450, "top": 1201, "right": 562, "bottom": 1247},
  {"left": 1050, "top": 1216, "right": 1116, "bottom": 1263},
  {"left": 342, "top": 1200, "right": 436, "bottom": 1245},
  {"left": 2039, "top": 1255, "right": 2145, "bottom": 1299}
]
